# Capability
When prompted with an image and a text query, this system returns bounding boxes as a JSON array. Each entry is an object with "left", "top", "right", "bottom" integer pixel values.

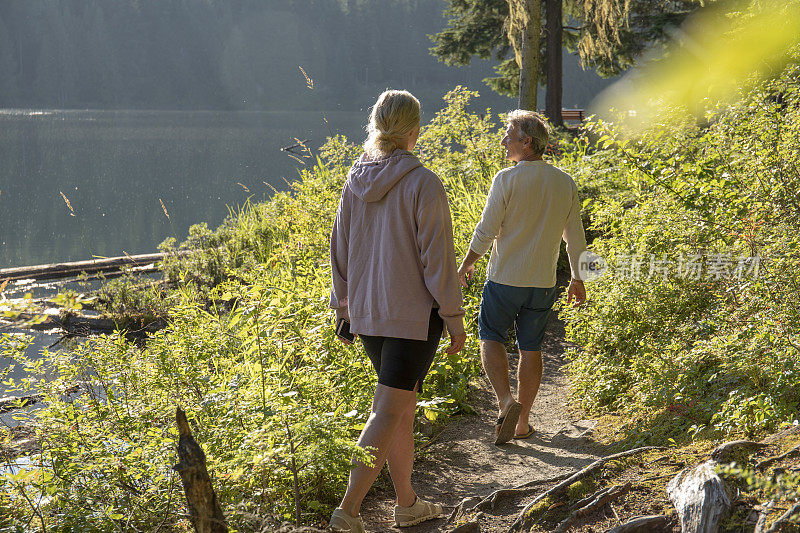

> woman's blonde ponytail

[{"left": 364, "top": 90, "right": 421, "bottom": 157}]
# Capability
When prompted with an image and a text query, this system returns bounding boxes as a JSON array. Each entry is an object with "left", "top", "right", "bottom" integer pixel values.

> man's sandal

[
  {"left": 494, "top": 401, "right": 522, "bottom": 445},
  {"left": 513, "top": 424, "right": 535, "bottom": 439}
]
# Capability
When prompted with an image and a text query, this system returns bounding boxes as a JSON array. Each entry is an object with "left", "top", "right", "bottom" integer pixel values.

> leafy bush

[{"left": 561, "top": 60, "right": 800, "bottom": 440}]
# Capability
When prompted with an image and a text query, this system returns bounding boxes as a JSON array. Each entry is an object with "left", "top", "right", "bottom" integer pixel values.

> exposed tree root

[
  {"left": 757, "top": 444, "right": 800, "bottom": 470},
  {"left": 471, "top": 472, "right": 573, "bottom": 513},
  {"left": 605, "top": 514, "right": 670, "bottom": 533},
  {"left": 753, "top": 500, "right": 774, "bottom": 533},
  {"left": 553, "top": 482, "right": 631, "bottom": 533},
  {"left": 509, "top": 446, "right": 663, "bottom": 532},
  {"left": 763, "top": 501, "right": 800, "bottom": 533},
  {"left": 710, "top": 440, "right": 767, "bottom": 462}
]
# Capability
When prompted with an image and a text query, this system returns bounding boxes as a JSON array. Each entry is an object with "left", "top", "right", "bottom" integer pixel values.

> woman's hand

[
  {"left": 445, "top": 331, "right": 467, "bottom": 354},
  {"left": 338, "top": 298, "right": 350, "bottom": 321},
  {"left": 335, "top": 298, "right": 357, "bottom": 344},
  {"left": 337, "top": 333, "right": 356, "bottom": 346}
]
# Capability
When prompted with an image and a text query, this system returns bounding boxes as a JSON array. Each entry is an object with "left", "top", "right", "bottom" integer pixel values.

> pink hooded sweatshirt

[{"left": 330, "top": 149, "right": 465, "bottom": 341}]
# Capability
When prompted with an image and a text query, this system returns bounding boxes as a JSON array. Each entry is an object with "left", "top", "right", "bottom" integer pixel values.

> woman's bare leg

[
  {"left": 339, "top": 384, "right": 418, "bottom": 517},
  {"left": 386, "top": 386, "right": 418, "bottom": 507}
]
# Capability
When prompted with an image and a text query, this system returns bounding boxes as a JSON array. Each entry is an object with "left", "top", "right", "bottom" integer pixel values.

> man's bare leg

[
  {"left": 480, "top": 339, "right": 517, "bottom": 418},
  {"left": 516, "top": 349, "right": 543, "bottom": 435}
]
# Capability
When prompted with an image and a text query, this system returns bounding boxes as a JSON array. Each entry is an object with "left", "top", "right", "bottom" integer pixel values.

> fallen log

[
  {"left": 0, "top": 251, "right": 191, "bottom": 282},
  {"left": 605, "top": 514, "right": 670, "bottom": 533},
  {"left": 173, "top": 406, "right": 226, "bottom": 533},
  {"left": 509, "top": 446, "right": 663, "bottom": 532},
  {"left": 666, "top": 459, "right": 733, "bottom": 533}
]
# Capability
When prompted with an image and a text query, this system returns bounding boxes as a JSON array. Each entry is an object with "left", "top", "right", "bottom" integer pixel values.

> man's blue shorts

[{"left": 478, "top": 280, "right": 558, "bottom": 351}]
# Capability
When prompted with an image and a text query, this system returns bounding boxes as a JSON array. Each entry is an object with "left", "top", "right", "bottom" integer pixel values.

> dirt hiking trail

[{"left": 361, "top": 311, "right": 608, "bottom": 532}]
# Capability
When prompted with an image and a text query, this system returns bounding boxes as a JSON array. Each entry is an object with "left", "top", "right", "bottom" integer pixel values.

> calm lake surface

[
  {"left": 1, "top": 109, "right": 366, "bottom": 404},
  {"left": 0, "top": 109, "right": 367, "bottom": 268}
]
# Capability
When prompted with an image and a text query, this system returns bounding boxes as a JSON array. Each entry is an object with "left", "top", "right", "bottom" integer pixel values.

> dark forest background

[{"left": 0, "top": 0, "right": 612, "bottom": 111}]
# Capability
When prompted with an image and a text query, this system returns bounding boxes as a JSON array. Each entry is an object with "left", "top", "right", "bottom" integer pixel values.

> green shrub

[{"left": 560, "top": 59, "right": 800, "bottom": 440}]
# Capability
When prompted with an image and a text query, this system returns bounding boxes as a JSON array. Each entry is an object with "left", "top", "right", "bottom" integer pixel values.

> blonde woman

[{"left": 329, "top": 90, "right": 466, "bottom": 532}]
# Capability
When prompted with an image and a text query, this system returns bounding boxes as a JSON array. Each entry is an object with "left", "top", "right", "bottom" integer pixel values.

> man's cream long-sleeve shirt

[{"left": 469, "top": 160, "right": 587, "bottom": 288}]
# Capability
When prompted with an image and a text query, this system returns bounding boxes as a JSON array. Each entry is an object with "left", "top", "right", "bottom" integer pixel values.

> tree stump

[
  {"left": 666, "top": 460, "right": 732, "bottom": 533},
  {"left": 173, "top": 407, "right": 227, "bottom": 533}
]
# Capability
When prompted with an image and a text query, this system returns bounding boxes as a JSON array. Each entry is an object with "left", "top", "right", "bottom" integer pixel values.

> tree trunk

[
  {"left": 517, "top": 0, "right": 541, "bottom": 110},
  {"left": 545, "top": 0, "right": 563, "bottom": 127}
]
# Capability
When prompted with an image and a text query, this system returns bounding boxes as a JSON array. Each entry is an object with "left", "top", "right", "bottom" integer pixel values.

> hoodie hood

[{"left": 347, "top": 149, "right": 423, "bottom": 202}]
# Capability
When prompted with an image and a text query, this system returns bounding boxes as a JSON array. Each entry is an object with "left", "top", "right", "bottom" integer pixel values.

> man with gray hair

[{"left": 458, "top": 110, "right": 587, "bottom": 445}]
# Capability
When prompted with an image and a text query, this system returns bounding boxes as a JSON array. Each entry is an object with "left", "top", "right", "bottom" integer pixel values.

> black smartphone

[{"left": 336, "top": 318, "right": 355, "bottom": 342}]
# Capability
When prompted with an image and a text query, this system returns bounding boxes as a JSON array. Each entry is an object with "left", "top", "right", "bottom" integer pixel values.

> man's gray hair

[{"left": 507, "top": 109, "right": 550, "bottom": 156}]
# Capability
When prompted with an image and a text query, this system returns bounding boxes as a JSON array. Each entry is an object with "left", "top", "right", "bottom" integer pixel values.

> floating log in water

[
  {"left": 1, "top": 307, "right": 164, "bottom": 335},
  {"left": 0, "top": 251, "right": 192, "bottom": 282},
  {"left": 0, "top": 384, "right": 80, "bottom": 413}
]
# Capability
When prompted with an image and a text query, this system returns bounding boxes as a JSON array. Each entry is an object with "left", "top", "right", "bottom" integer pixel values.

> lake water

[
  {"left": 0, "top": 109, "right": 369, "bottom": 404},
  {"left": 0, "top": 109, "right": 367, "bottom": 269}
]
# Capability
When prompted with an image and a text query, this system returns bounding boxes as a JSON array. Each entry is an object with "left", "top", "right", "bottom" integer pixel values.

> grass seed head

[
  {"left": 60, "top": 191, "right": 76, "bottom": 216},
  {"left": 159, "top": 198, "right": 171, "bottom": 221},
  {"left": 299, "top": 66, "right": 314, "bottom": 90}
]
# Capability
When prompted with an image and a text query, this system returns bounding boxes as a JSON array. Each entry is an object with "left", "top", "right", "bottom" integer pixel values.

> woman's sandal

[
  {"left": 494, "top": 401, "right": 522, "bottom": 445},
  {"left": 330, "top": 508, "right": 366, "bottom": 533},
  {"left": 394, "top": 497, "right": 443, "bottom": 527}
]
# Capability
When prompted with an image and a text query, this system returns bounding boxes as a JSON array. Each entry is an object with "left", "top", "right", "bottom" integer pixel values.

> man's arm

[
  {"left": 460, "top": 172, "right": 506, "bottom": 286},
  {"left": 457, "top": 249, "right": 483, "bottom": 287},
  {"left": 563, "top": 182, "right": 588, "bottom": 306}
]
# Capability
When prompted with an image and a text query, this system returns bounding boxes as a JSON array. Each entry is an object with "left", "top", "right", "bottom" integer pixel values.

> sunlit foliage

[
  {"left": 596, "top": 0, "right": 800, "bottom": 131},
  {"left": 563, "top": 57, "right": 800, "bottom": 441}
]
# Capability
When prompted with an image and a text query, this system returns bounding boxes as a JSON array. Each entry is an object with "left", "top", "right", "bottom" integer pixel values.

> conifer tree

[{"left": 429, "top": 0, "right": 700, "bottom": 123}]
